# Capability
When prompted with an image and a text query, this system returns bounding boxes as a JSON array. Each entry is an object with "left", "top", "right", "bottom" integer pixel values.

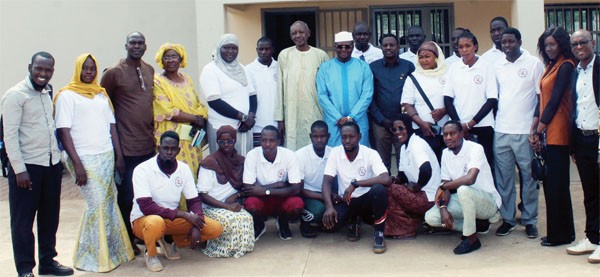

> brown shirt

[
  {"left": 101, "top": 59, "right": 155, "bottom": 156},
  {"left": 539, "top": 56, "right": 573, "bottom": 146}
]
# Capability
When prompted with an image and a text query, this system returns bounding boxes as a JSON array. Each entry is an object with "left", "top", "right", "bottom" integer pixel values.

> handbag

[
  {"left": 408, "top": 74, "right": 441, "bottom": 135},
  {"left": 531, "top": 133, "right": 547, "bottom": 181}
]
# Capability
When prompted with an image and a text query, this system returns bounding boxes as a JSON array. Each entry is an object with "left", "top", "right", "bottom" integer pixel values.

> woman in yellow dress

[{"left": 153, "top": 43, "right": 208, "bottom": 177}]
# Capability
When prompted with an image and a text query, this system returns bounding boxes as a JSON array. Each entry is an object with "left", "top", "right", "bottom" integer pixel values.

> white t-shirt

[
  {"left": 130, "top": 156, "right": 198, "bottom": 222},
  {"left": 246, "top": 58, "right": 278, "bottom": 132},
  {"left": 295, "top": 144, "right": 332, "bottom": 192},
  {"left": 445, "top": 53, "right": 461, "bottom": 66},
  {"left": 199, "top": 61, "right": 256, "bottom": 128},
  {"left": 243, "top": 146, "right": 301, "bottom": 186},
  {"left": 401, "top": 72, "right": 449, "bottom": 129},
  {"left": 495, "top": 52, "right": 545, "bottom": 134},
  {"left": 480, "top": 47, "right": 505, "bottom": 64},
  {"left": 324, "top": 145, "right": 388, "bottom": 198},
  {"left": 398, "top": 135, "right": 440, "bottom": 201},
  {"left": 440, "top": 140, "right": 501, "bottom": 208},
  {"left": 54, "top": 90, "right": 115, "bottom": 155},
  {"left": 197, "top": 167, "right": 238, "bottom": 208},
  {"left": 399, "top": 50, "right": 417, "bottom": 65},
  {"left": 351, "top": 43, "right": 384, "bottom": 64},
  {"left": 443, "top": 58, "right": 498, "bottom": 127}
]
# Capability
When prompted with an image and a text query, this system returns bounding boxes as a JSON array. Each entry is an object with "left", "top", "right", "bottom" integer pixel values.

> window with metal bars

[
  {"left": 545, "top": 3, "right": 600, "bottom": 54},
  {"left": 371, "top": 5, "right": 454, "bottom": 57}
]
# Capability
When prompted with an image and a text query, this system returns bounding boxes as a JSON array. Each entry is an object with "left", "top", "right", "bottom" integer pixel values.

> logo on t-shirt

[
  {"left": 358, "top": 166, "right": 366, "bottom": 176},
  {"left": 439, "top": 77, "right": 446, "bottom": 85},
  {"left": 473, "top": 75, "right": 483, "bottom": 84},
  {"left": 175, "top": 177, "right": 184, "bottom": 187},
  {"left": 518, "top": 68, "right": 528, "bottom": 78},
  {"left": 278, "top": 169, "right": 285, "bottom": 178}
]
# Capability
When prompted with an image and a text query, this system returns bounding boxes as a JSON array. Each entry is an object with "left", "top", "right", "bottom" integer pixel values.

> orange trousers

[{"left": 132, "top": 215, "right": 223, "bottom": 256}]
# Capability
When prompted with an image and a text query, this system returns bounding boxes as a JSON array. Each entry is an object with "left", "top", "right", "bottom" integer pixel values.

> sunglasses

[
  {"left": 336, "top": 45, "right": 352, "bottom": 50},
  {"left": 217, "top": 139, "right": 235, "bottom": 146},
  {"left": 571, "top": 40, "right": 590, "bottom": 48},
  {"left": 389, "top": 126, "right": 406, "bottom": 132}
]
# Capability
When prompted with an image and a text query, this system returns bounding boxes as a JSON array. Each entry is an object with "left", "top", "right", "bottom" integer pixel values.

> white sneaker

[
  {"left": 145, "top": 252, "right": 163, "bottom": 272},
  {"left": 588, "top": 246, "right": 600, "bottom": 264},
  {"left": 158, "top": 237, "right": 181, "bottom": 260},
  {"left": 566, "top": 238, "right": 598, "bottom": 255}
]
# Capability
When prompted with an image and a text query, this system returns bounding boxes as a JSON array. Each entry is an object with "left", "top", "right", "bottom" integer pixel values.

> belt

[{"left": 578, "top": 128, "right": 599, "bottom": 136}]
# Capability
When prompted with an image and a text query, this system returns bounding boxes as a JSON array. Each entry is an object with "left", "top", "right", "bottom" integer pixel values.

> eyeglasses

[
  {"left": 217, "top": 139, "right": 235, "bottom": 146},
  {"left": 571, "top": 40, "right": 590, "bottom": 48},
  {"left": 162, "top": 55, "right": 180, "bottom": 61},
  {"left": 336, "top": 45, "right": 352, "bottom": 50},
  {"left": 389, "top": 126, "right": 406, "bottom": 132}
]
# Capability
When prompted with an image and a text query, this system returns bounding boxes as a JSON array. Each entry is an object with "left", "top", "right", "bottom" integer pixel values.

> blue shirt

[{"left": 369, "top": 58, "right": 415, "bottom": 124}]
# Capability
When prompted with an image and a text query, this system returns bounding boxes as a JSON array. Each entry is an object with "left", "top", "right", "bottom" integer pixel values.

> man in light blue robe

[{"left": 317, "top": 31, "right": 373, "bottom": 147}]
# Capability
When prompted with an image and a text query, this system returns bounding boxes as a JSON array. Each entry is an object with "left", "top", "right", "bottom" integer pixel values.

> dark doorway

[{"left": 262, "top": 9, "right": 317, "bottom": 60}]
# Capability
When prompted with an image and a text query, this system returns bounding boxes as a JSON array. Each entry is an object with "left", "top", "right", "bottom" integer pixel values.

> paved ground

[{"left": 1, "top": 163, "right": 598, "bottom": 276}]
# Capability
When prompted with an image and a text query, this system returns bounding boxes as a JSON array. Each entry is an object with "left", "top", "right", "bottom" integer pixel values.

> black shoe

[
  {"left": 373, "top": 231, "right": 386, "bottom": 254},
  {"left": 495, "top": 222, "right": 516, "bottom": 236},
  {"left": 453, "top": 237, "right": 481, "bottom": 255},
  {"left": 38, "top": 261, "right": 74, "bottom": 276},
  {"left": 19, "top": 273, "right": 34, "bottom": 277},
  {"left": 525, "top": 224, "right": 538, "bottom": 239},
  {"left": 517, "top": 202, "right": 524, "bottom": 212},
  {"left": 476, "top": 219, "right": 490, "bottom": 234},
  {"left": 276, "top": 217, "right": 292, "bottom": 240},
  {"left": 540, "top": 236, "right": 572, "bottom": 247},
  {"left": 300, "top": 220, "right": 317, "bottom": 238},
  {"left": 254, "top": 220, "right": 267, "bottom": 241},
  {"left": 347, "top": 223, "right": 361, "bottom": 242}
]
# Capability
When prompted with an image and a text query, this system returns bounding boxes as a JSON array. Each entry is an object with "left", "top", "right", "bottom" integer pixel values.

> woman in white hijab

[
  {"left": 400, "top": 41, "right": 449, "bottom": 161},
  {"left": 199, "top": 34, "right": 257, "bottom": 155}
]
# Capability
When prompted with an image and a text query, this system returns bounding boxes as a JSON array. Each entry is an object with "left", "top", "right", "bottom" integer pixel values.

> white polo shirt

[
  {"left": 401, "top": 71, "right": 449, "bottom": 129},
  {"left": 399, "top": 50, "right": 417, "bottom": 65},
  {"left": 130, "top": 156, "right": 198, "bottom": 222},
  {"left": 243, "top": 146, "right": 301, "bottom": 186},
  {"left": 54, "top": 90, "right": 115, "bottom": 155},
  {"left": 246, "top": 58, "right": 279, "bottom": 132},
  {"left": 440, "top": 140, "right": 501, "bottom": 208},
  {"left": 443, "top": 58, "right": 498, "bottom": 127},
  {"left": 480, "top": 47, "right": 505, "bottom": 64},
  {"left": 199, "top": 61, "right": 256, "bottom": 128},
  {"left": 295, "top": 144, "right": 332, "bottom": 192},
  {"left": 324, "top": 145, "right": 388, "bottom": 198},
  {"left": 575, "top": 55, "right": 599, "bottom": 131},
  {"left": 495, "top": 52, "right": 545, "bottom": 134},
  {"left": 351, "top": 43, "right": 383, "bottom": 64},
  {"left": 445, "top": 53, "right": 461, "bottom": 66},
  {"left": 197, "top": 167, "right": 238, "bottom": 207},
  {"left": 398, "top": 135, "right": 441, "bottom": 201}
]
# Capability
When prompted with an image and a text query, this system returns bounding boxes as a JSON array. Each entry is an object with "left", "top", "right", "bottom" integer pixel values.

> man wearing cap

[{"left": 317, "top": 31, "right": 374, "bottom": 147}]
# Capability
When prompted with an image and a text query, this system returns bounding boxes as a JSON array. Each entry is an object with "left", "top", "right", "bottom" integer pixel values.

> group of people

[{"left": 2, "top": 15, "right": 598, "bottom": 277}]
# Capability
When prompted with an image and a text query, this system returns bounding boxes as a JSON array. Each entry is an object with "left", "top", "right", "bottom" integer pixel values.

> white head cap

[{"left": 334, "top": 31, "right": 353, "bottom": 43}]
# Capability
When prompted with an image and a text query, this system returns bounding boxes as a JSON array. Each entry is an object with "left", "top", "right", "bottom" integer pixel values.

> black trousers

[
  {"left": 118, "top": 152, "right": 155, "bottom": 243},
  {"left": 470, "top": 126, "right": 495, "bottom": 172},
  {"left": 332, "top": 184, "right": 388, "bottom": 232},
  {"left": 543, "top": 145, "right": 575, "bottom": 243},
  {"left": 8, "top": 162, "right": 63, "bottom": 274},
  {"left": 573, "top": 129, "right": 599, "bottom": 244}
]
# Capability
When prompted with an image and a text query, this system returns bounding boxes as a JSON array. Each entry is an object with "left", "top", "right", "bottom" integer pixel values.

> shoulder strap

[{"left": 408, "top": 74, "right": 435, "bottom": 111}]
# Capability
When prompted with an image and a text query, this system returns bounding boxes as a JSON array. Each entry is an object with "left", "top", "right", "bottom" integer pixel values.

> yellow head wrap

[
  {"left": 155, "top": 43, "right": 187, "bottom": 69},
  {"left": 55, "top": 53, "right": 113, "bottom": 111}
]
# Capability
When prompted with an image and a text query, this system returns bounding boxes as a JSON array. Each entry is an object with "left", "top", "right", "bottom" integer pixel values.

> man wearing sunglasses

[{"left": 317, "top": 31, "right": 373, "bottom": 147}]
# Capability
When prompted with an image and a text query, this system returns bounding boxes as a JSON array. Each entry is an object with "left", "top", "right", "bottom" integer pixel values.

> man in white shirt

[
  {"left": 399, "top": 26, "right": 425, "bottom": 65},
  {"left": 566, "top": 29, "right": 600, "bottom": 264},
  {"left": 295, "top": 120, "right": 332, "bottom": 238},
  {"left": 351, "top": 22, "right": 383, "bottom": 64},
  {"left": 130, "top": 131, "right": 222, "bottom": 272},
  {"left": 480, "top": 16, "right": 508, "bottom": 64},
  {"left": 494, "top": 27, "right": 544, "bottom": 239},
  {"left": 425, "top": 121, "right": 501, "bottom": 255},
  {"left": 246, "top": 37, "right": 278, "bottom": 147},
  {"left": 322, "top": 121, "right": 390, "bottom": 254},
  {"left": 242, "top": 126, "right": 304, "bottom": 240}
]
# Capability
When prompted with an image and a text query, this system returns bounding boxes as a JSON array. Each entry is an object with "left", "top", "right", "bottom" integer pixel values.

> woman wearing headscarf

[
  {"left": 153, "top": 43, "right": 208, "bottom": 178},
  {"left": 54, "top": 53, "right": 134, "bottom": 272},
  {"left": 199, "top": 34, "right": 257, "bottom": 156},
  {"left": 384, "top": 116, "right": 440, "bottom": 239},
  {"left": 401, "top": 41, "right": 449, "bottom": 160},
  {"left": 197, "top": 125, "right": 254, "bottom": 258}
]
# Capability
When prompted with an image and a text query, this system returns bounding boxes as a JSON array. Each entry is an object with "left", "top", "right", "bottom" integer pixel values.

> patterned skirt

[
  {"left": 65, "top": 151, "right": 134, "bottom": 272},
  {"left": 202, "top": 207, "right": 254, "bottom": 258},
  {"left": 385, "top": 184, "right": 434, "bottom": 238}
]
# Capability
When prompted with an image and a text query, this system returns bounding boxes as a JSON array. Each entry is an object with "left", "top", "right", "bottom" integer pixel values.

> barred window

[{"left": 545, "top": 3, "right": 600, "bottom": 54}]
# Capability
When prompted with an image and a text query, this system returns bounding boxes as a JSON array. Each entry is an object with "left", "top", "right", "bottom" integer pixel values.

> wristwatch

[
  {"left": 265, "top": 189, "right": 271, "bottom": 196},
  {"left": 241, "top": 114, "right": 248, "bottom": 122},
  {"left": 351, "top": 179, "right": 359, "bottom": 188}
]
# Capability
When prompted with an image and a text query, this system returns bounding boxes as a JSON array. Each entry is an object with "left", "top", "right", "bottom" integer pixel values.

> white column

[{"left": 512, "top": 0, "right": 545, "bottom": 55}]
